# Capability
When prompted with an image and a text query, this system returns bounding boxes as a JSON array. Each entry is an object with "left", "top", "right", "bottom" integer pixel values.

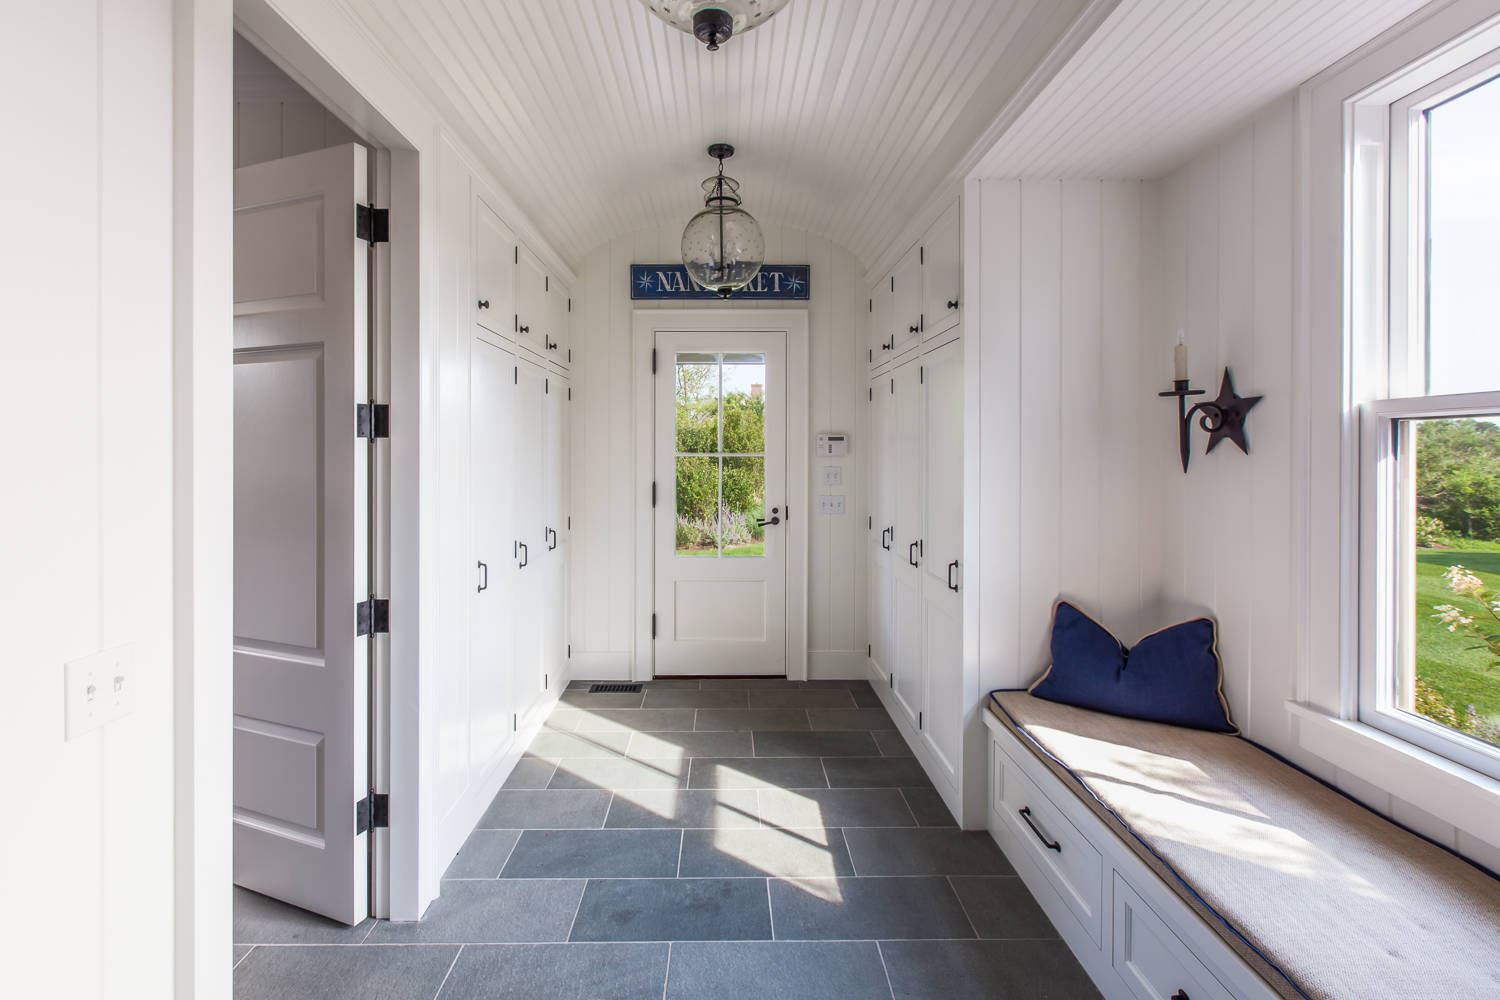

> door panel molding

[{"left": 632, "top": 309, "right": 810, "bottom": 682}]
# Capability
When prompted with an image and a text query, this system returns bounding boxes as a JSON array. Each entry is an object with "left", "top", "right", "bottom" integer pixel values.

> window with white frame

[{"left": 1356, "top": 40, "right": 1500, "bottom": 778}]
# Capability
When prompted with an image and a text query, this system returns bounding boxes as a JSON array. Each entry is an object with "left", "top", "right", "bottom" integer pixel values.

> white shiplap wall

[
  {"left": 971, "top": 177, "right": 1154, "bottom": 696},
  {"left": 569, "top": 225, "right": 867, "bottom": 678},
  {"left": 233, "top": 34, "right": 361, "bottom": 168}
]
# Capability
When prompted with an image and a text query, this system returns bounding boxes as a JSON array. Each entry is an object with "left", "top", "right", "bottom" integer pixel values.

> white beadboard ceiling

[
  {"left": 974, "top": 0, "right": 1433, "bottom": 179},
  {"left": 345, "top": 0, "right": 1091, "bottom": 268}
]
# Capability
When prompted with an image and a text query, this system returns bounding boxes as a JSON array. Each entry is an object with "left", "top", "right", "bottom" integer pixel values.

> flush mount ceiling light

[
  {"left": 637, "top": 1, "right": 791, "bottom": 52},
  {"left": 681, "top": 143, "right": 764, "bottom": 298}
]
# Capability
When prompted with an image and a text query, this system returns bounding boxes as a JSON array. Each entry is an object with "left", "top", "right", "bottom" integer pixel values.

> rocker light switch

[
  {"left": 64, "top": 643, "right": 135, "bottom": 740},
  {"left": 822, "top": 465, "right": 843, "bottom": 487}
]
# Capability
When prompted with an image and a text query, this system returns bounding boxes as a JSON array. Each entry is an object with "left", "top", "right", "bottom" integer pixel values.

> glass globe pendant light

[
  {"left": 681, "top": 143, "right": 764, "bottom": 298},
  {"left": 637, "top": 1, "right": 792, "bottom": 52}
]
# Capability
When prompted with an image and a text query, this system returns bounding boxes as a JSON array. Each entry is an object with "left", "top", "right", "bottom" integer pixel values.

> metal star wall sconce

[{"left": 1158, "top": 367, "right": 1262, "bottom": 473}]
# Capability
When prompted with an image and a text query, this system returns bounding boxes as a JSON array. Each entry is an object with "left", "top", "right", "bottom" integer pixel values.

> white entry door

[
  {"left": 233, "top": 143, "right": 370, "bottom": 925},
  {"left": 654, "top": 332, "right": 787, "bottom": 676}
]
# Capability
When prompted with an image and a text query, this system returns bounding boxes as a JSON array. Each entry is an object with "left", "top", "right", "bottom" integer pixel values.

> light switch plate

[
  {"left": 822, "top": 465, "right": 843, "bottom": 487},
  {"left": 817, "top": 495, "right": 846, "bottom": 515},
  {"left": 64, "top": 643, "right": 135, "bottom": 740}
]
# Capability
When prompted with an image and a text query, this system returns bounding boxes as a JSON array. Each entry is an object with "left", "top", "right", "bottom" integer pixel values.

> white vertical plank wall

[
  {"left": 233, "top": 34, "right": 362, "bottom": 168},
  {"left": 568, "top": 225, "right": 868, "bottom": 679}
]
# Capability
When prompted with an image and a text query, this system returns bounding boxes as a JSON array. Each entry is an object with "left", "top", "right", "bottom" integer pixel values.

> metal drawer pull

[
  {"left": 477, "top": 560, "right": 488, "bottom": 593},
  {"left": 518, "top": 542, "right": 528, "bottom": 569},
  {"left": 947, "top": 560, "right": 959, "bottom": 591},
  {"left": 908, "top": 541, "right": 919, "bottom": 567},
  {"left": 1018, "top": 807, "right": 1061, "bottom": 852}
]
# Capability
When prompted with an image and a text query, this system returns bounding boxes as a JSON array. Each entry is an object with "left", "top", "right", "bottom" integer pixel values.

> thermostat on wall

[{"left": 816, "top": 433, "right": 848, "bottom": 457}]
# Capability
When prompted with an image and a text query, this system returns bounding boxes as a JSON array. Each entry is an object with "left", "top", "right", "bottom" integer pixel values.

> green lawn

[
  {"left": 1414, "top": 547, "right": 1500, "bottom": 720},
  {"left": 677, "top": 542, "right": 765, "bottom": 558}
]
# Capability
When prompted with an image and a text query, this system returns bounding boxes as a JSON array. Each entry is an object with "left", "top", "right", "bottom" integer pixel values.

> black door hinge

[
  {"left": 356, "top": 598, "right": 389, "bottom": 636},
  {"left": 355, "top": 792, "right": 389, "bottom": 833},
  {"left": 356, "top": 205, "right": 389, "bottom": 244},
  {"left": 651, "top": 613, "right": 658, "bottom": 639},
  {"left": 357, "top": 402, "right": 389, "bottom": 439}
]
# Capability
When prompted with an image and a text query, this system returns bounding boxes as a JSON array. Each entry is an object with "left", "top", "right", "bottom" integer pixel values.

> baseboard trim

[
  {"left": 809, "top": 649, "right": 872, "bottom": 680},
  {"left": 568, "top": 651, "right": 632, "bottom": 681}
]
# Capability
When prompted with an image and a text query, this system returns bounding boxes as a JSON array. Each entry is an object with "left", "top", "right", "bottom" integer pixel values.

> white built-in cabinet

[
  {"left": 438, "top": 133, "right": 574, "bottom": 866},
  {"left": 865, "top": 198, "right": 965, "bottom": 810},
  {"left": 868, "top": 199, "right": 963, "bottom": 368}
]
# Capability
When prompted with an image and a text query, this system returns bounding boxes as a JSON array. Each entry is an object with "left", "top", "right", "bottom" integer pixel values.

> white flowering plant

[{"left": 1432, "top": 564, "right": 1500, "bottom": 671}]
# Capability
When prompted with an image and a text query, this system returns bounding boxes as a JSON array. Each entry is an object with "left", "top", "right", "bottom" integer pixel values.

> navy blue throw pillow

[{"left": 1029, "top": 602, "right": 1237, "bottom": 733}]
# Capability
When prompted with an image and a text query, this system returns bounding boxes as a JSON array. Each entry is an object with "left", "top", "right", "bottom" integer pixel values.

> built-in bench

[{"left": 984, "top": 690, "right": 1500, "bottom": 1000}]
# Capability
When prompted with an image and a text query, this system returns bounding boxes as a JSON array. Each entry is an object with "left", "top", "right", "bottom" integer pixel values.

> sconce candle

[{"left": 1173, "top": 340, "right": 1187, "bottom": 381}]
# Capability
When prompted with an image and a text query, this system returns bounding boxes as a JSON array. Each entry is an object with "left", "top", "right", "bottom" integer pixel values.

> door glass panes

[
  {"left": 722, "top": 456, "right": 766, "bottom": 557},
  {"left": 673, "top": 351, "right": 768, "bottom": 558},
  {"left": 1400, "top": 416, "right": 1500, "bottom": 748},
  {"left": 1424, "top": 74, "right": 1500, "bottom": 396}
]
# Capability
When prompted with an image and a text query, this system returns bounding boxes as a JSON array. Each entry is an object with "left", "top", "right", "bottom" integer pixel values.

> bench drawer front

[
  {"left": 994, "top": 742, "right": 1104, "bottom": 945},
  {"left": 1113, "top": 872, "right": 1235, "bottom": 1000}
]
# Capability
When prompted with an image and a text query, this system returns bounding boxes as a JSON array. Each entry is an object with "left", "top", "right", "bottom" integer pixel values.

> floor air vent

[{"left": 589, "top": 683, "right": 643, "bottom": 694}]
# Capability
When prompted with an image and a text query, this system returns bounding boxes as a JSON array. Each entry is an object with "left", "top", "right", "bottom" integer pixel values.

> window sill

[{"left": 1286, "top": 701, "right": 1500, "bottom": 840}]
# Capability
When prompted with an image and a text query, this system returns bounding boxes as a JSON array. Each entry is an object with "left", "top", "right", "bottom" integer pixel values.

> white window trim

[{"left": 1293, "top": 0, "right": 1500, "bottom": 838}]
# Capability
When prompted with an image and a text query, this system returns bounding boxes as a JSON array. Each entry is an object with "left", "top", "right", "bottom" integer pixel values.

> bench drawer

[
  {"left": 1113, "top": 872, "right": 1235, "bottom": 1000},
  {"left": 993, "top": 741, "right": 1104, "bottom": 945}
]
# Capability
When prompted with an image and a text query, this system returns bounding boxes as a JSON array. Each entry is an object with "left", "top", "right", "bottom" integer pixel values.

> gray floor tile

[
  {"left": 638, "top": 678, "right": 703, "bottom": 689},
  {"left": 445, "top": 830, "right": 523, "bottom": 879},
  {"left": 525, "top": 730, "right": 632, "bottom": 761},
  {"left": 549, "top": 756, "right": 688, "bottom": 791},
  {"left": 627, "top": 730, "right": 752, "bottom": 759},
  {"left": 477, "top": 789, "right": 611, "bottom": 829},
  {"left": 559, "top": 690, "right": 647, "bottom": 710},
  {"left": 439, "top": 943, "right": 670, "bottom": 1000},
  {"left": 949, "top": 876, "right": 1058, "bottom": 939},
  {"left": 843, "top": 829, "right": 1013, "bottom": 876},
  {"left": 689, "top": 756, "right": 829, "bottom": 789},
  {"left": 232, "top": 887, "right": 373, "bottom": 944},
  {"left": 823, "top": 756, "right": 933, "bottom": 788},
  {"left": 234, "top": 945, "right": 457, "bottom": 1000},
  {"left": 502, "top": 758, "right": 559, "bottom": 789},
  {"left": 753, "top": 730, "right": 880, "bottom": 757},
  {"left": 232, "top": 945, "right": 253, "bottom": 968},
  {"left": 698, "top": 677, "right": 798, "bottom": 689},
  {"left": 571, "top": 708, "right": 699, "bottom": 733},
  {"left": 641, "top": 688, "right": 749, "bottom": 709},
  {"left": 366, "top": 879, "right": 584, "bottom": 943},
  {"left": 758, "top": 788, "right": 917, "bottom": 828},
  {"left": 666, "top": 941, "right": 891, "bottom": 999},
  {"left": 852, "top": 686, "right": 886, "bottom": 708},
  {"left": 874, "top": 730, "right": 913, "bottom": 756},
  {"left": 678, "top": 827, "right": 854, "bottom": 878},
  {"left": 501, "top": 829, "right": 681, "bottom": 878},
  {"left": 604, "top": 788, "right": 762, "bottom": 829},
  {"left": 544, "top": 707, "right": 589, "bottom": 731},
  {"left": 768, "top": 876, "right": 974, "bottom": 940},
  {"left": 879, "top": 939, "right": 1101, "bottom": 999},
  {"left": 571, "top": 878, "right": 773, "bottom": 942},
  {"left": 747, "top": 688, "right": 859, "bottom": 708},
  {"left": 902, "top": 786, "right": 957, "bottom": 826},
  {"left": 807, "top": 707, "right": 896, "bottom": 730},
  {"left": 695, "top": 708, "right": 810, "bottom": 731}
]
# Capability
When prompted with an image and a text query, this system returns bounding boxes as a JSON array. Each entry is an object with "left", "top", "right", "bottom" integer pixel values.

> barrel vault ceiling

[{"left": 343, "top": 0, "right": 1091, "bottom": 269}]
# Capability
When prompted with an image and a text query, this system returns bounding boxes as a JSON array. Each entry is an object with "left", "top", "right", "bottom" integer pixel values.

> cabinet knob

[
  {"left": 947, "top": 300, "right": 960, "bottom": 310},
  {"left": 477, "top": 299, "right": 490, "bottom": 309},
  {"left": 909, "top": 324, "right": 920, "bottom": 334},
  {"left": 519, "top": 324, "right": 530, "bottom": 334}
]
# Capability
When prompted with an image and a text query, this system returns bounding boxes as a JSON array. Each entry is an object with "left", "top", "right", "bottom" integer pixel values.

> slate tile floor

[{"left": 233, "top": 678, "right": 1100, "bottom": 999}]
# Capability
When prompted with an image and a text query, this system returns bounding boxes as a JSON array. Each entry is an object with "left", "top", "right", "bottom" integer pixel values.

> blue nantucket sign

[{"left": 631, "top": 264, "right": 810, "bottom": 300}]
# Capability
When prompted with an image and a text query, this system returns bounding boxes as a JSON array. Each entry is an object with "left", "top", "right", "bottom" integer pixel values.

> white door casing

[
  {"left": 232, "top": 143, "right": 369, "bottom": 925},
  {"left": 632, "top": 311, "right": 810, "bottom": 681},
  {"left": 654, "top": 332, "right": 788, "bottom": 676}
]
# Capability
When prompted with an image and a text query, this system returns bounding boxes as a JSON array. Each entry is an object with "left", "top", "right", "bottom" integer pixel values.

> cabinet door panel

[
  {"left": 922, "top": 200, "right": 962, "bottom": 339},
  {"left": 471, "top": 337, "right": 516, "bottom": 768},
  {"left": 890, "top": 357, "right": 924, "bottom": 728},
  {"left": 869, "top": 281, "right": 891, "bottom": 365},
  {"left": 474, "top": 198, "right": 512, "bottom": 336},
  {"left": 515, "top": 244, "right": 549, "bottom": 356},
  {"left": 920, "top": 339, "right": 963, "bottom": 781},
  {"left": 891, "top": 245, "right": 922, "bottom": 356},
  {"left": 513, "top": 357, "right": 548, "bottom": 723},
  {"left": 548, "top": 280, "right": 570, "bottom": 366},
  {"left": 869, "top": 376, "right": 895, "bottom": 683}
]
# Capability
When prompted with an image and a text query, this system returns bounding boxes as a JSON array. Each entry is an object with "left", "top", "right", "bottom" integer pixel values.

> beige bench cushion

[{"left": 989, "top": 690, "right": 1500, "bottom": 1000}]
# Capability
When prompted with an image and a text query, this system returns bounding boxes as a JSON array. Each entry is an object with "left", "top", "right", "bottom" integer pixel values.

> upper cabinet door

[
  {"left": 922, "top": 200, "right": 961, "bottom": 339},
  {"left": 515, "top": 243, "right": 549, "bottom": 355},
  {"left": 474, "top": 197, "right": 513, "bottom": 337},
  {"left": 869, "top": 279, "right": 891, "bottom": 365},
  {"left": 547, "top": 278, "right": 570, "bottom": 367},
  {"left": 891, "top": 243, "right": 922, "bottom": 355}
]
